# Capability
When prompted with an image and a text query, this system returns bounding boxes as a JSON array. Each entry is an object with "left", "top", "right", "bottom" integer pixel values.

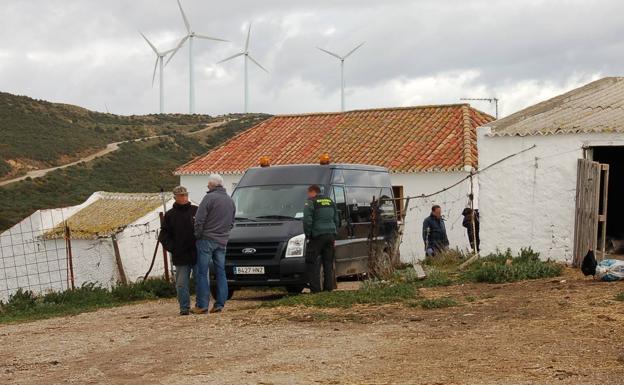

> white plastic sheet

[{"left": 595, "top": 259, "right": 624, "bottom": 282}]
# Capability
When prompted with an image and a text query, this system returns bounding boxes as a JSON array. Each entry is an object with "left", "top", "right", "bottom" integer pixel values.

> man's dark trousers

[{"left": 306, "top": 234, "right": 336, "bottom": 293}]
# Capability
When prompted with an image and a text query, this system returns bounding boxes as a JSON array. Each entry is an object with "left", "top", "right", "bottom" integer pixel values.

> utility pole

[{"left": 460, "top": 97, "right": 499, "bottom": 119}]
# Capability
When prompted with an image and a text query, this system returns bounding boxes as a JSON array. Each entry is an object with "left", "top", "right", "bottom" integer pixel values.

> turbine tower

[
  {"left": 167, "top": 0, "right": 228, "bottom": 114},
  {"left": 317, "top": 42, "right": 365, "bottom": 112},
  {"left": 218, "top": 23, "right": 268, "bottom": 113},
  {"left": 140, "top": 32, "right": 174, "bottom": 114}
]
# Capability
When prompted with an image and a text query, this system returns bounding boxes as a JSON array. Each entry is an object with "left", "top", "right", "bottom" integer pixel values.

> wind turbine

[
  {"left": 140, "top": 32, "right": 175, "bottom": 114},
  {"left": 317, "top": 42, "right": 365, "bottom": 112},
  {"left": 166, "top": 0, "right": 228, "bottom": 114},
  {"left": 218, "top": 23, "right": 268, "bottom": 113}
]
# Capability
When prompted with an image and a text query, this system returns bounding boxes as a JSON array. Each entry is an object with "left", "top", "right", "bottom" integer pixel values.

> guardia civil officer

[{"left": 303, "top": 185, "right": 340, "bottom": 293}]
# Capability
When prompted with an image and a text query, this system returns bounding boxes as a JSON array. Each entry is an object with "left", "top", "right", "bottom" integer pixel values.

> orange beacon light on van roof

[
  {"left": 259, "top": 156, "right": 271, "bottom": 167},
  {"left": 319, "top": 153, "right": 331, "bottom": 165}
]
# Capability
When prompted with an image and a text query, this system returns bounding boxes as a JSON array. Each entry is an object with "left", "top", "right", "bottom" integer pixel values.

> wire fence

[
  {"left": 0, "top": 209, "right": 71, "bottom": 301},
  {"left": 0, "top": 207, "right": 167, "bottom": 302}
]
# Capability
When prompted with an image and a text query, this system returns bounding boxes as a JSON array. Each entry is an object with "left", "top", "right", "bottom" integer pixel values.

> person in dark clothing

[
  {"left": 422, "top": 205, "right": 449, "bottom": 257},
  {"left": 159, "top": 186, "right": 198, "bottom": 315},
  {"left": 462, "top": 208, "right": 480, "bottom": 252},
  {"left": 303, "top": 185, "right": 340, "bottom": 293}
]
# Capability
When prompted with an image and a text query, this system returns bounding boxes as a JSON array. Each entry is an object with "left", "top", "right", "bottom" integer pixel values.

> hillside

[
  {"left": 0, "top": 92, "right": 266, "bottom": 180},
  {"left": 0, "top": 92, "right": 270, "bottom": 230}
]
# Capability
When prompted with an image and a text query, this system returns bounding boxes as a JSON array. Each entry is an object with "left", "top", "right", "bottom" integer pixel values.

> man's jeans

[
  {"left": 195, "top": 239, "right": 228, "bottom": 310},
  {"left": 175, "top": 265, "right": 193, "bottom": 312}
]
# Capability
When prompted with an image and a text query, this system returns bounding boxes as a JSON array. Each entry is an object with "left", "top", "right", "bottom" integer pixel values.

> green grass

[
  {"left": 263, "top": 280, "right": 417, "bottom": 308},
  {"left": 0, "top": 279, "right": 176, "bottom": 323},
  {"left": 263, "top": 267, "right": 452, "bottom": 309},
  {"left": 461, "top": 248, "right": 563, "bottom": 284},
  {"left": 615, "top": 292, "right": 624, "bottom": 302},
  {"left": 263, "top": 248, "right": 562, "bottom": 310}
]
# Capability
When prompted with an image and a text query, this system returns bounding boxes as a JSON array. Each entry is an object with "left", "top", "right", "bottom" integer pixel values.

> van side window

[
  {"left": 331, "top": 170, "right": 344, "bottom": 184},
  {"left": 378, "top": 187, "right": 397, "bottom": 220},
  {"left": 346, "top": 187, "right": 396, "bottom": 223},
  {"left": 346, "top": 187, "right": 374, "bottom": 223},
  {"left": 332, "top": 185, "right": 347, "bottom": 221}
]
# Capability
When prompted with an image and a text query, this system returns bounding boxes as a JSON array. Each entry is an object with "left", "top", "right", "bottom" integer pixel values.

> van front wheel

[{"left": 210, "top": 286, "right": 236, "bottom": 301}]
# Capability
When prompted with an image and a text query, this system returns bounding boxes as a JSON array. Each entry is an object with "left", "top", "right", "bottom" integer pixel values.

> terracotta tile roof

[
  {"left": 44, "top": 192, "right": 171, "bottom": 240},
  {"left": 486, "top": 77, "right": 624, "bottom": 136},
  {"left": 175, "top": 104, "right": 493, "bottom": 175}
]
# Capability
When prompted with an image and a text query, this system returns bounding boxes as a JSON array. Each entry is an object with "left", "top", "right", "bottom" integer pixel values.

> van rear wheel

[{"left": 286, "top": 285, "right": 304, "bottom": 294}]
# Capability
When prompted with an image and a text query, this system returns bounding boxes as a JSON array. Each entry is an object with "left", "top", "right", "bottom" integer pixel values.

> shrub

[
  {"left": 615, "top": 292, "right": 624, "bottom": 302},
  {"left": 1, "top": 289, "right": 38, "bottom": 312},
  {"left": 462, "top": 248, "right": 562, "bottom": 283}
]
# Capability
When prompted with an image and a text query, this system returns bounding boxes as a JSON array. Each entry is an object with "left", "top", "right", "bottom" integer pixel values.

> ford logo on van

[{"left": 242, "top": 248, "right": 257, "bottom": 254}]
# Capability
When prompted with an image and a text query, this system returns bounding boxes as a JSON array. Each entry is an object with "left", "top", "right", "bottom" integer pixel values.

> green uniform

[
  {"left": 303, "top": 194, "right": 340, "bottom": 293},
  {"left": 303, "top": 195, "right": 340, "bottom": 238}
]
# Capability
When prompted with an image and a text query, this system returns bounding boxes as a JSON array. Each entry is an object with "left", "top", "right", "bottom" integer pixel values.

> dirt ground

[{"left": 0, "top": 268, "right": 623, "bottom": 385}]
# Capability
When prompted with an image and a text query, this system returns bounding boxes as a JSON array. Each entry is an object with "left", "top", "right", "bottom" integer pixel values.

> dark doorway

[{"left": 593, "top": 146, "right": 624, "bottom": 257}]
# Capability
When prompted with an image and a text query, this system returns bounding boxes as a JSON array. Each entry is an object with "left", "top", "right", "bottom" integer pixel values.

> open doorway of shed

[{"left": 593, "top": 146, "right": 624, "bottom": 258}]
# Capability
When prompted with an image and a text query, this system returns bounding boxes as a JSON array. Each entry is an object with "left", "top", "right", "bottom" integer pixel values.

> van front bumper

[{"left": 225, "top": 256, "right": 307, "bottom": 287}]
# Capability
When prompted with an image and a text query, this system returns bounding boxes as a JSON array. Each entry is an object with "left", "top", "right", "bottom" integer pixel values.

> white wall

[
  {"left": 181, "top": 171, "right": 475, "bottom": 263},
  {"left": 391, "top": 172, "right": 474, "bottom": 262},
  {"left": 0, "top": 198, "right": 97, "bottom": 301},
  {"left": 117, "top": 203, "right": 171, "bottom": 282},
  {"left": 0, "top": 195, "right": 175, "bottom": 301},
  {"left": 181, "top": 174, "right": 240, "bottom": 204},
  {"left": 63, "top": 238, "right": 118, "bottom": 289},
  {"left": 477, "top": 128, "right": 624, "bottom": 262}
]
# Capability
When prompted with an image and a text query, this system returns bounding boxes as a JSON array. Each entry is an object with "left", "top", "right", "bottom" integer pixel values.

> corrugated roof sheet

[
  {"left": 487, "top": 77, "right": 624, "bottom": 136},
  {"left": 175, "top": 104, "right": 493, "bottom": 175},
  {"left": 44, "top": 192, "right": 171, "bottom": 240}
]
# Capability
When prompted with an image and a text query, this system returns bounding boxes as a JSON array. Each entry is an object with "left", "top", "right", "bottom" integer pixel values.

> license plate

[{"left": 234, "top": 266, "right": 265, "bottom": 275}]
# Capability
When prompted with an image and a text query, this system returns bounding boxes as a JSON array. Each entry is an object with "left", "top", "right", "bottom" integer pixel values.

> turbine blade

[
  {"left": 176, "top": 0, "right": 191, "bottom": 33},
  {"left": 248, "top": 55, "right": 268, "bottom": 73},
  {"left": 140, "top": 31, "right": 158, "bottom": 54},
  {"left": 194, "top": 33, "right": 228, "bottom": 42},
  {"left": 317, "top": 47, "right": 342, "bottom": 60},
  {"left": 152, "top": 57, "right": 159, "bottom": 86},
  {"left": 165, "top": 35, "right": 188, "bottom": 65},
  {"left": 217, "top": 52, "right": 244, "bottom": 64},
  {"left": 245, "top": 22, "right": 252, "bottom": 51},
  {"left": 344, "top": 42, "right": 365, "bottom": 59}
]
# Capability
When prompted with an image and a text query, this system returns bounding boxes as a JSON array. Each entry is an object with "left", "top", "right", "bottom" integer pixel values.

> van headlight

[{"left": 285, "top": 234, "right": 306, "bottom": 258}]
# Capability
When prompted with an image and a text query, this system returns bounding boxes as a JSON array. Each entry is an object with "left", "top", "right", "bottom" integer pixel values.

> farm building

[
  {"left": 477, "top": 77, "right": 624, "bottom": 265},
  {"left": 176, "top": 105, "right": 493, "bottom": 261},
  {"left": 0, "top": 192, "right": 173, "bottom": 301}
]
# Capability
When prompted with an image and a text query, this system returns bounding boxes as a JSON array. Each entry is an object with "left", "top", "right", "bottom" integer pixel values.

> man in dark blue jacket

[
  {"left": 422, "top": 205, "right": 449, "bottom": 257},
  {"left": 159, "top": 186, "right": 198, "bottom": 315}
]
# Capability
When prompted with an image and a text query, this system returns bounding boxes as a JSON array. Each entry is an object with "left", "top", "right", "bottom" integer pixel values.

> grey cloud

[{"left": 0, "top": 0, "right": 622, "bottom": 117}]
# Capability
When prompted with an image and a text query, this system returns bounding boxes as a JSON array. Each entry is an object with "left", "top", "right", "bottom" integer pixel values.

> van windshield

[{"left": 232, "top": 185, "right": 310, "bottom": 220}]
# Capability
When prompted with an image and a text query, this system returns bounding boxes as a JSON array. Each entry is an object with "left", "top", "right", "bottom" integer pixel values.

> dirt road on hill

[
  {"left": 0, "top": 268, "right": 623, "bottom": 385},
  {"left": 0, "top": 136, "right": 165, "bottom": 187}
]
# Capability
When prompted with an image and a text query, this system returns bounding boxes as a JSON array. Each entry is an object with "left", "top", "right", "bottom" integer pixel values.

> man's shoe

[
  {"left": 209, "top": 307, "right": 223, "bottom": 314},
  {"left": 190, "top": 307, "right": 208, "bottom": 315},
  {"left": 179, "top": 309, "right": 190, "bottom": 316}
]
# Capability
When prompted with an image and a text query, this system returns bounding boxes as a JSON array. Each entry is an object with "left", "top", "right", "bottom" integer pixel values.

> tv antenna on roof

[{"left": 460, "top": 97, "right": 499, "bottom": 119}]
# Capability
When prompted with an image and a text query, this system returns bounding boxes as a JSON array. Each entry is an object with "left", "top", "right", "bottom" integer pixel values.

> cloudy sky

[{"left": 1, "top": 0, "right": 623, "bottom": 117}]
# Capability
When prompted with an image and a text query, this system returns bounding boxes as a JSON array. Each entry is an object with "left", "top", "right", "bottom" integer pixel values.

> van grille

[{"left": 226, "top": 242, "right": 282, "bottom": 260}]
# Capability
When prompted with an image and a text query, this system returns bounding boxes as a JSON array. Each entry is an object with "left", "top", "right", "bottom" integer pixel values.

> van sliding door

[{"left": 332, "top": 185, "right": 352, "bottom": 264}]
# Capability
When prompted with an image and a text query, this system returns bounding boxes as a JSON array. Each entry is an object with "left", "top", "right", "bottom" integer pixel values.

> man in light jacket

[{"left": 193, "top": 174, "right": 236, "bottom": 314}]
